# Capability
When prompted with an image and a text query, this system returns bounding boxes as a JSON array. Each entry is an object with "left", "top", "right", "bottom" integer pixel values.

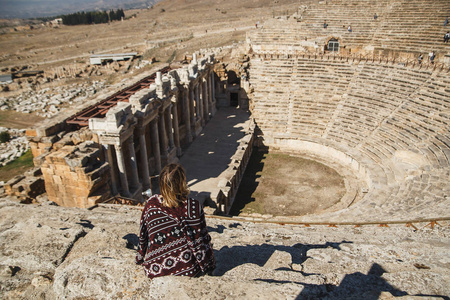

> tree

[
  {"left": 61, "top": 9, "right": 124, "bottom": 25},
  {"left": 0, "top": 131, "right": 11, "bottom": 144}
]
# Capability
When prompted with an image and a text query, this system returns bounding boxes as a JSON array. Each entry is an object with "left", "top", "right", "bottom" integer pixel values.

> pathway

[{"left": 180, "top": 106, "right": 251, "bottom": 204}]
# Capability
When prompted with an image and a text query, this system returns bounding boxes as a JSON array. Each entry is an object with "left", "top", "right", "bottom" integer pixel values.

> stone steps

[
  {"left": 249, "top": 55, "right": 449, "bottom": 222},
  {"left": 249, "top": 0, "right": 450, "bottom": 54}
]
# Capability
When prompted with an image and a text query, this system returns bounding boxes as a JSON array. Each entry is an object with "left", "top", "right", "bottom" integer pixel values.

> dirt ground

[
  {"left": 0, "top": 110, "right": 44, "bottom": 129},
  {"left": 0, "top": 0, "right": 301, "bottom": 72},
  {"left": 230, "top": 148, "right": 346, "bottom": 217}
]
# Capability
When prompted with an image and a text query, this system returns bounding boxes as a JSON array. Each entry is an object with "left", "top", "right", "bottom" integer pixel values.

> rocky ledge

[{"left": 0, "top": 199, "right": 448, "bottom": 299}]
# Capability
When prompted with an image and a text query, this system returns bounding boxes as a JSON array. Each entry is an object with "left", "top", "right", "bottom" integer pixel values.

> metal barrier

[
  {"left": 254, "top": 52, "right": 450, "bottom": 73},
  {"left": 204, "top": 214, "right": 450, "bottom": 231},
  {"left": 91, "top": 201, "right": 448, "bottom": 231}
]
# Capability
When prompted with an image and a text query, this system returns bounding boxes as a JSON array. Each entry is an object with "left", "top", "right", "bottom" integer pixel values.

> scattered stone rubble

[
  {"left": 0, "top": 81, "right": 106, "bottom": 118},
  {"left": 2, "top": 168, "right": 44, "bottom": 204},
  {"left": 0, "top": 128, "right": 28, "bottom": 168}
]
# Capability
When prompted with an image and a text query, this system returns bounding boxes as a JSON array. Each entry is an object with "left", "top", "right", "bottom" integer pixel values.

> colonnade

[
  {"left": 182, "top": 70, "right": 216, "bottom": 141},
  {"left": 90, "top": 61, "right": 217, "bottom": 200}
]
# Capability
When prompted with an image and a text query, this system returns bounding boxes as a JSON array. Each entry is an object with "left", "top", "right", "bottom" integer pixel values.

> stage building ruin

[{"left": 26, "top": 53, "right": 244, "bottom": 208}]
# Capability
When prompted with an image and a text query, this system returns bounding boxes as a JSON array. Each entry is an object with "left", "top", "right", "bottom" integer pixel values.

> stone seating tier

[
  {"left": 248, "top": 55, "right": 449, "bottom": 222},
  {"left": 249, "top": 0, "right": 450, "bottom": 56}
]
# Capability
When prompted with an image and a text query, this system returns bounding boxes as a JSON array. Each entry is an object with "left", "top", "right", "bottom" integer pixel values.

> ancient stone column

[
  {"left": 208, "top": 71, "right": 214, "bottom": 114},
  {"left": 156, "top": 71, "right": 162, "bottom": 85},
  {"left": 105, "top": 145, "right": 118, "bottom": 195},
  {"left": 196, "top": 84, "right": 204, "bottom": 127},
  {"left": 190, "top": 88, "right": 196, "bottom": 138},
  {"left": 171, "top": 99, "right": 182, "bottom": 156},
  {"left": 138, "top": 128, "right": 151, "bottom": 190},
  {"left": 127, "top": 136, "right": 140, "bottom": 190},
  {"left": 159, "top": 110, "right": 168, "bottom": 166},
  {"left": 210, "top": 71, "right": 215, "bottom": 102},
  {"left": 165, "top": 104, "right": 175, "bottom": 149},
  {"left": 203, "top": 79, "right": 209, "bottom": 121},
  {"left": 150, "top": 119, "right": 162, "bottom": 173},
  {"left": 183, "top": 88, "right": 192, "bottom": 143},
  {"left": 114, "top": 144, "right": 131, "bottom": 197}
]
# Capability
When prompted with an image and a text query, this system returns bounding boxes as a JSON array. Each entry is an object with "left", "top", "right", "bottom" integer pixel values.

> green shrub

[{"left": 0, "top": 131, "right": 11, "bottom": 143}]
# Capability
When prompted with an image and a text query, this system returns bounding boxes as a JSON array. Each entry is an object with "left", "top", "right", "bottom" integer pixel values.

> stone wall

[
  {"left": 215, "top": 125, "right": 255, "bottom": 214},
  {"left": 41, "top": 142, "right": 109, "bottom": 207}
]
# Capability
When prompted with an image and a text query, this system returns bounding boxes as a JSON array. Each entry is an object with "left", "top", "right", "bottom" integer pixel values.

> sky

[{"left": 0, "top": 0, "right": 157, "bottom": 19}]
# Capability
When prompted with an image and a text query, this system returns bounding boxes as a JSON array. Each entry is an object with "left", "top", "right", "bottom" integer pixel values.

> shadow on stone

[
  {"left": 228, "top": 146, "right": 267, "bottom": 215},
  {"left": 207, "top": 222, "right": 243, "bottom": 234},
  {"left": 213, "top": 240, "right": 352, "bottom": 276},
  {"left": 207, "top": 224, "right": 226, "bottom": 234},
  {"left": 76, "top": 219, "right": 94, "bottom": 229},
  {"left": 292, "top": 263, "right": 408, "bottom": 299},
  {"left": 123, "top": 233, "right": 139, "bottom": 250}
]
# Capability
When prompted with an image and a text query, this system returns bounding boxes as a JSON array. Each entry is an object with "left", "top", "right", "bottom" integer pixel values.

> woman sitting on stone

[{"left": 136, "top": 163, "right": 215, "bottom": 278}]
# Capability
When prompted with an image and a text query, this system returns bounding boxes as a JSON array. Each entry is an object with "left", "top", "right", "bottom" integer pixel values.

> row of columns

[
  {"left": 103, "top": 70, "right": 215, "bottom": 199},
  {"left": 182, "top": 70, "right": 215, "bottom": 142},
  {"left": 104, "top": 102, "right": 180, "bottom": 198}
]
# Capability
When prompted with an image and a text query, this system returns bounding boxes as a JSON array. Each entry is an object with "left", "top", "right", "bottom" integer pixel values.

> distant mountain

[{"left": 0, "top": 0, "right": 161, "bottom": 19}]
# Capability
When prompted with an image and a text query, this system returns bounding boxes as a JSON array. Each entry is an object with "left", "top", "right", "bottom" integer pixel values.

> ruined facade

[{"left": 28, "top": 54, "right": 221, "bottom": 208}]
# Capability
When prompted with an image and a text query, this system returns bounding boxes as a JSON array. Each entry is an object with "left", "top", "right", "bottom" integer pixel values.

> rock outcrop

[{"left": 0, "top": 200, "right": 448, "bottom": 299}]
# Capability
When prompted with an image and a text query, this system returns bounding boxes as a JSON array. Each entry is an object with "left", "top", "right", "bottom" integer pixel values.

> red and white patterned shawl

[{"left": 136, "top": 194, "right": 215, "bottom": 278}]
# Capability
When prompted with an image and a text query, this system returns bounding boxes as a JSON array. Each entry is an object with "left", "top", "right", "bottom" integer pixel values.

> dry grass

[
  {"left": 0, "top": 110, "right": 44, "bottom": 129},
  {"left": 231, "top": 150, "right": 346, "bottom": 217}
]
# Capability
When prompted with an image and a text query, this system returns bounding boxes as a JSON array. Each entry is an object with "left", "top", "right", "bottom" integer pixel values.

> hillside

[
  {"left": 0, "top": 0, "right": 300, "bottom": 72},
  {"left": 0, "top": 0, "right": 160, "bottom": 19}
]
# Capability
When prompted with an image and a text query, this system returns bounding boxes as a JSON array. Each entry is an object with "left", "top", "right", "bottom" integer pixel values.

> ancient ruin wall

[
  {"left": 26, "top": 54, "right": 221, "bottom": 207},
  {"left": 41, "top": 142, "right": 110, "bottom": 207}
]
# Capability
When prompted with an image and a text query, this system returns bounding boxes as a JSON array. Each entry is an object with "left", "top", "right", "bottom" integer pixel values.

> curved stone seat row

[
  {"left": 248, "top": 0, "right": 450, "bottom": 56},
  {"left": 248, "top": 56, "right": 449, "bottom": 222}
]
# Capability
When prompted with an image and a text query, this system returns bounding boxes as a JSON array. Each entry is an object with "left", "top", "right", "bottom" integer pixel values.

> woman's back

[{"left": 136, "top": 194, "right": 215, "bottom": 278}]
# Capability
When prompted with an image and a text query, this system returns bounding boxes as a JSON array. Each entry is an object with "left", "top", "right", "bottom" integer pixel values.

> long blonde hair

[{"left": 159, "top": 163, "right": 190, "bottom": 208}]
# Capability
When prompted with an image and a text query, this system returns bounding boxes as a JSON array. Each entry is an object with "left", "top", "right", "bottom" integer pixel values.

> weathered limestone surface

[{"left": 0, "top": 200, "right": 448, "bottom": 299}]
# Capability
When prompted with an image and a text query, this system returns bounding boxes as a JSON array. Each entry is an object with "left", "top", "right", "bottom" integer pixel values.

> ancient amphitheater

[{"left": 1, "top": 0, "right": 449, "bottom": 299}]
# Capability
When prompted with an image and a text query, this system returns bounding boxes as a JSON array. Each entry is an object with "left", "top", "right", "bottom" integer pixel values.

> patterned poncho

[{"left": 136, "top": 195, "right": 215, "bottom": 278}]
